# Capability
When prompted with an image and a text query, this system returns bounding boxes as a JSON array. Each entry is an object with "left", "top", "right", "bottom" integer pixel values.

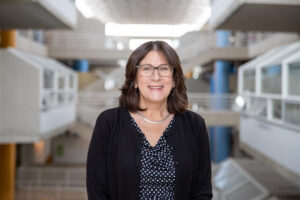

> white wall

[
  {"left": 39, "top": 105, "right": 76, "bottom": 134},
  {"left": 0, "top": 49, "right": 40, "bottom": 143},
  {"left": 240, "top": 115, "right": 300, "bottom": 175}
]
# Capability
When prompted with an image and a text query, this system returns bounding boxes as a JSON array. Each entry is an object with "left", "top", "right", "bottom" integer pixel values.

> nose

[{"left": 153, "top": 68, "right": 160, "bottom": 80}]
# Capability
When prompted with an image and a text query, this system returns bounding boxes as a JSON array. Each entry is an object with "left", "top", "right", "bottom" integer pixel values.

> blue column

[
  {"left": 211, "top": 30, "right": 231, "bottom": 163},
  {"left": 73, "top": 60, "right": 89, "bottom": 72}
]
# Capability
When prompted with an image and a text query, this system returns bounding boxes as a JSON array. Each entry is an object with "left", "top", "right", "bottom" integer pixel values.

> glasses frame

[{"left": 136, "top": 64, "right": 173, "bottom": 77}]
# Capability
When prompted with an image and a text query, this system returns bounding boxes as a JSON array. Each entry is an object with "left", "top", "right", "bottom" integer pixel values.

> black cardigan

[{"left": 86, "top": 107, "right": 213, "bottom": 200}]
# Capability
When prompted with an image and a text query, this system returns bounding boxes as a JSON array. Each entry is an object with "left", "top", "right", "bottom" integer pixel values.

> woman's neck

[{"left": 139, "top": 100, "right": 169, "bottom": 120}]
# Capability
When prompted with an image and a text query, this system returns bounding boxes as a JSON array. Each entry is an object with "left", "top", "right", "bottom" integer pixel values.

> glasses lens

[
  {"left": 139, "top": 64, "right": 153, "bottom": 76},
  {"left": 138, "top": 64, "right": 173, "bottom": 76},
  {"left": 158, "top": 64, "right": 172, "bottom": 76}
]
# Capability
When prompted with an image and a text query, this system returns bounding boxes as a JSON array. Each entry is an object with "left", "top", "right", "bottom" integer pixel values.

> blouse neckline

[{"left": 126, "top": 109, "right": 177, "bottom": 148}]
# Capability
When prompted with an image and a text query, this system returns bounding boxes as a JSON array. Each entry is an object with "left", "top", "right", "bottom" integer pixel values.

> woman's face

[{"left": 135, "top": 51, "right": 174, "bottom": 106}]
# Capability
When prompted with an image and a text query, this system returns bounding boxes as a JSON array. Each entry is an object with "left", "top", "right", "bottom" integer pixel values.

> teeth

[{"left": 149, "top": 86, "right": 163, "bottom": 89}]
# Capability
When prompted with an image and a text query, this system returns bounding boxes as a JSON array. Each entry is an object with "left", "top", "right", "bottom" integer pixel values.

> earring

[
  {"left": 134, "top": 84, "right": 139, "bottom": 94},
  {"left": 171, "top": 87, "right": 175, "bottom": 96}
]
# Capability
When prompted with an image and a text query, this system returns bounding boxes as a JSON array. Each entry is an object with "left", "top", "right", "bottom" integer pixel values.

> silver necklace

[{"left": 137, "top": 112, "right": 170, "bottom": 124}]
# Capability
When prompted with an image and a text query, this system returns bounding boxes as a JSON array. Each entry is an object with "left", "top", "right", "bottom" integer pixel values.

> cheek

[
  {"left": 136, "top": 77, "right": 149, "bottom": 89},
  {"left": 168, "top": 79, "right": 174, "bottom": 87}
]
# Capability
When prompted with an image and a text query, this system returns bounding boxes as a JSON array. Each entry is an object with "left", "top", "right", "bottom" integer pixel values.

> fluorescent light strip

[{"left": 75, "top": 0, "right": 94, "bottom": 18}]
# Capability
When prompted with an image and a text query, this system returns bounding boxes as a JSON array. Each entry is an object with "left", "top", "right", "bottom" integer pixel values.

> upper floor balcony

[
  {"left": 0, "top": 0, "right": 77, "bottom": 29},
  {"left": 210, "top": 0, "right": 300, "bottom": 32}
]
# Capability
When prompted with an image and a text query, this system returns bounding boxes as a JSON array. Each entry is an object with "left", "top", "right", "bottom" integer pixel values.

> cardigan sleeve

[
  {"left": 86, "top": 113, "right": 110, "bottom": 200},
  {"left": 191, "top": 116, "right": 213, "bottom": 200}
]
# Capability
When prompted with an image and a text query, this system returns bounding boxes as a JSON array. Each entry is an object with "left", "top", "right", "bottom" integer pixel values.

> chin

[{"left": 141, "top": 96, "right": 167, "bottom": 104}]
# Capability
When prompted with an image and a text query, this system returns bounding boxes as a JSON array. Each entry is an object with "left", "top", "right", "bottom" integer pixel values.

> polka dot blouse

[{"left": 130, "top": 115, "right": 176, "bottom": 200}]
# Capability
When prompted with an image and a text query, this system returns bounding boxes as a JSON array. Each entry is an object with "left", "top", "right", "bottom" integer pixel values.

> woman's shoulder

[
  {"left": 99, "top": 106, "right": 122, "bottom": 116},
  {"left": 97, "top": 106, "right": 125, "bottom": 121},
  {"left": 178, "top": 109, "right": 208, "bottom": 139},
  {"left": 178, "top": 109, "right": 205, "bottom": 125},
  {"left": 95, "top": 107, "right": 127, "bottom": 127},
  {"left": 94, "top": 107, "right": 126, "bottom": 133}
]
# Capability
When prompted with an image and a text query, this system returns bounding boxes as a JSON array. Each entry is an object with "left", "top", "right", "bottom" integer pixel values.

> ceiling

[
  {"left": 77, "top": 0, "right": 210, "bottom": 25},
  {"left": 210, "top": 0, "right": 300, "bottom": 32},
  {"left": 0, "top": 0, "right": 76, "bottom": 29}
]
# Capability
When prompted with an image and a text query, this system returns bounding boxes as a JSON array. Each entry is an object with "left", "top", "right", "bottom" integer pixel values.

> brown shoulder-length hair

[{"left": 119, "top": 41, "right": 188, "bottom": 114}]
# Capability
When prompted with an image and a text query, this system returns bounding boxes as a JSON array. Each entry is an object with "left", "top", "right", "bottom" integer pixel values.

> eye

[
  {"left": 159, "top": 65, "right": 170, "bottom": 71},
  {"left": 141, "top": 64, "right": 152, "bottom": 71}
]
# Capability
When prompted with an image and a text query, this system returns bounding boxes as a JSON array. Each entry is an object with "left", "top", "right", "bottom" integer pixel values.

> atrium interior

[{"left": 0, "top": 0, "right": 300, "bottom": 199}]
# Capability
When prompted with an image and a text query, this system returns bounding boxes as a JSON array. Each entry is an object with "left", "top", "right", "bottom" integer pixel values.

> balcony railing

[{"left": 76, "top": 91, "right": 238, "bottom": 128}]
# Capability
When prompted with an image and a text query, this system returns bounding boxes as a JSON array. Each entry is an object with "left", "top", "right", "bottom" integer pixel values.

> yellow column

[
  {"left": 0, "top": 30, "right": 17, "bottom": 200},
  {"left": 0, "top": 144, "right": 16, "bottom": 200},
  {"left": 0, "top": 30, "right": 16, "bottom": 48}
]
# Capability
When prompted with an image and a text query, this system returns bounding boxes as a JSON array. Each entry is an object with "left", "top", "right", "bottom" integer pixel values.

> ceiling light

[
  {"left": 105, "top": 23, "right": 195, "bottom": 37},
  {"left": 194, "top": 6, "right": 211, "bottom": 31},
  {"left": 117, "top": 59, "right": 127, "bottom": 68},
  {"left": 235, "top": 96, "right": 246, "bottom": 108},
  {"left": 116, "top": 42, "right": 125, "bottom": 50},
  {"left": 192, "top": 65, "right": 203, "bottom": 79},
  {"left": 104, "top": 78, "right": 115, "bottom": 90},
  {"left": 75, "top": 0, "right": 94, "bottom": 18}
]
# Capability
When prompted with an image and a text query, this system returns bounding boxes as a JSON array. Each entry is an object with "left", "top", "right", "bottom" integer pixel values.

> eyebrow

[{"left": 140, "top": 63, "right": 169, "bottom": 66}]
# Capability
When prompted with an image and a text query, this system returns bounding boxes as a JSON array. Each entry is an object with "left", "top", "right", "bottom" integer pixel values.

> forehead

[{"left": 140, "top": 51, "right": 168, "bottom": 65}]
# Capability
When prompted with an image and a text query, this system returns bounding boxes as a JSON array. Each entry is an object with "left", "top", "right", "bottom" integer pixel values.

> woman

[{"left": 87, "top": 41, "right": 212, "bottom": 200}]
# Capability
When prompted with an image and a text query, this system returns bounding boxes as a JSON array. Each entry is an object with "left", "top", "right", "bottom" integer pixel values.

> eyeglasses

[{"left": 136, "top": 64, "right": 173, "bottom": 77}]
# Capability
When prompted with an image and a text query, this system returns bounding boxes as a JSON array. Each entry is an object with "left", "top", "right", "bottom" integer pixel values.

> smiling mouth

[{"left": 148, "top": 86, "right": 163, "bottom": 89}]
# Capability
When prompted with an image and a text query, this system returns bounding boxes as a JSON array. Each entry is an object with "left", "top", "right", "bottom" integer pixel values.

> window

[
  {"left": 42, "top": 92, "right": 56, "bottom": 107},
  {"left": 288, "top": 62, "right": 300, "bottom": 96},
  {"left": 284, "top": 102, "right": 300, "bottom": 126},
  {"left": 272, "top": 100, "right": 282, "bottom": 120},
  {"left": 261, "top": 65, "right": 281, "bottom": 94},
  {"left": 248, "top": 97, "right": 267, "bottom": 117},
  {"left": 58, "top": 93, "right": 65, "bottom": 103},
  {"left": 69, "top": 75, "right": 74, "bottom": 89},
  {"left": 243, "top": 69, "right": 255, "bottom": 92},
  {"left": 43, "top": 69, "right": 54, "bottom": 89},
  {"left": 58, "top": 76, "right": 65, "bottom": 89}
]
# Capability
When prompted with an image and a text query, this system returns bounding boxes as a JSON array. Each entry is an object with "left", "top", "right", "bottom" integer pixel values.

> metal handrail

[
  {"left": 77, "top": 92, "right": 236, "bottom": 109},
  {"left": 76, "top": 92, "right": 237, "bottom": 128}
]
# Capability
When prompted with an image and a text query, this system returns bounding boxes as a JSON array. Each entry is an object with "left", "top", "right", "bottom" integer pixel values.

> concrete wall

[{"left": 185, "top": 78, "right": 210, "bottom": 93}]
